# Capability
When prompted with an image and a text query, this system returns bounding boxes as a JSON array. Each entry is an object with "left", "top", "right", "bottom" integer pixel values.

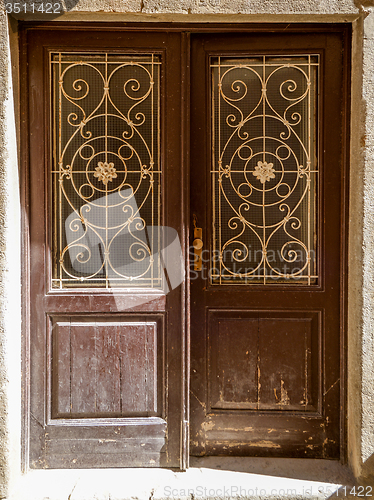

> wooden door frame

[{"left": 19, "top": 22, "right": 350, "bottom": 469}]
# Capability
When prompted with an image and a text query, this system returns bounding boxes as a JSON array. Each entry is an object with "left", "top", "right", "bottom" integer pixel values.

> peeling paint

[
  {"left": 201, "top": 420, "right": 215, "bottom": 432},
  {"left": 217, "top": 427, "right": 254, "bottom": 432},
  {"left": 246, "top": 440, "right": 281, "bottom": 448},
  {"left": 274, "top": 379, "right": 290, "bottom": 405}
]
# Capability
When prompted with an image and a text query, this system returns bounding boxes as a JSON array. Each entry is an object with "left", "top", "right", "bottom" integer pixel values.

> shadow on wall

[
  {"left": 2, "top": 0, "right": 80, "bottom": 18},
  {"left": 359, "top": 454, "right": 374, "bottom": 487},
  {"left": 353, "top": 0, "right": 374, "bottom": 9}
]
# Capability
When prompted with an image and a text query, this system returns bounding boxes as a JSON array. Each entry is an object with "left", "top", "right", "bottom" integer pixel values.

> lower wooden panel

[
  {"left": 51, "top": 316, "right": 161, "bottom": 419},
  {"left": 209, "top": 318, "right": 258, "bottom": 408},
  {"left": 208, "top": 310, "right": 319, "bottom": 413},
  {"left": 29, "top": 314, "right": 167, "bottom": 468},
  {"left": 30, "top": 416, "right": 166, "bottom": 468},
  {"left": 190, "top": 309, "right": 324, "bottom": 458},
  {"left": 199, "top": 412, "right": 326, "bottom": 457}
]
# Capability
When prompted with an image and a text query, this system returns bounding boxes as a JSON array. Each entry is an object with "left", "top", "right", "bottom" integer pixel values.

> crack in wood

[
  {"left": 190, "top": 390, "right": 206, "bottom": 411},
  {"left": 67, "top": 479, "right": 79, "bottom": 500},
  {"left": 324, "top": 378, "right": 340, "bottom": 396}
]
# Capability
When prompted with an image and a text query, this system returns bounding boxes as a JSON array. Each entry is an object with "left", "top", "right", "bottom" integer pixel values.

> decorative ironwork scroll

[
  {"left": 51, "top": 53, "right": 161, "bottom": 288},
  {"left": 211, "top": 56, "right": 319, "bottom": 285}
]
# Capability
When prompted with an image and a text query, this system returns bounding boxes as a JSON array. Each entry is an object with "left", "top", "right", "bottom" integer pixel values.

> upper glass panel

[
  {"left": 51, "top": 53, "right": 161, "bottom": 289},
  {"left": 211, "top": 55, "right": 319, "bottom": 285}
]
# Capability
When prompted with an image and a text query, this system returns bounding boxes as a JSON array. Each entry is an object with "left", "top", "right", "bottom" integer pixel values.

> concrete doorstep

[{"left": 7, "top": 458, "right": 367, "bottom": 500}]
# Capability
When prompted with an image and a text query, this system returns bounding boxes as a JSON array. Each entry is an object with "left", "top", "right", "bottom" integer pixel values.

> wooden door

[
  {"left": 22, "top": 26, "right": 188, "bottom": 469},
  {"left": 190, "top": 29, "right": 350, "bottom": 458}
]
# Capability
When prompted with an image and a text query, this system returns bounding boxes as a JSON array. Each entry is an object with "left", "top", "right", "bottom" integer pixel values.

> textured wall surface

[
  {"left": 1, "top": 0, "right": 374, "bottom": 498},
  {"left": 360, "top": 7, "right": 374, "bottom": 477},
  {"left": 140, "top": 0, "right": 358, "bottom": 14},
  {"left": 0, "top": 8, "right": 10, "bottom": 500},
  {"left": 0, "top": 10, "right": 22, "bottom": 500},
  {"left": 6, "top": 0, "right": 365, "bottom": 17}
]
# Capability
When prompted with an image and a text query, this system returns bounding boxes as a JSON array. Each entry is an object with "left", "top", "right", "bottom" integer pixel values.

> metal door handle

[
  {"left": 193, "top": 216, "right": 203, "bottom": 271},
  {"left": 193, "top": 238, "right": 203, "bottom": 250}
]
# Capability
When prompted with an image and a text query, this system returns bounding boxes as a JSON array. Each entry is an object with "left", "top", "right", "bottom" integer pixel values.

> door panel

[
  {"left": 207, "top": 311, "right": 319, "bottom": 412},
  {"left": 51, "top": 316, "right": 162, "bottom": 418},
  {"left": 23, "top": 27, "right": 186, "bottom": 469},
  {"left": 190, "top": 30, "right": 349, "bottom": 458}
]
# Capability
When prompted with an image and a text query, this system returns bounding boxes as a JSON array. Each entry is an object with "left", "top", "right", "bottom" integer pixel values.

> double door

[{"left": 23, "top": 24, "right": 349, "bottom": 469}]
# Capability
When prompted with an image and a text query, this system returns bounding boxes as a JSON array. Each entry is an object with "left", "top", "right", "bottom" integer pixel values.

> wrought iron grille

[
  {"left": 51, "top": 53, "right": 161, "bottom": 289},
  {"left": 211, "top": 55, "right": 319, "bottom": 285}
]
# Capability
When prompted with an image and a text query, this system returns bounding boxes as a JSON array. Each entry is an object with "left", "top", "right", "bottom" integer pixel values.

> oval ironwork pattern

[
  {"left": 211, "top": 55, "right": 319, "bottom": 285},
  {"left": 51, "top": 53, "right": 161, "bottom": 289}
]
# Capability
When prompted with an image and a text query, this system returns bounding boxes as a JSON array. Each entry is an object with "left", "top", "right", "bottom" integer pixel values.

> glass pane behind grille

[
  {"left": 211, "top": 56, "right": 318, "bottom": 285},
  {"left": 51, "top": 53, "right": 161, "bottom": 289}
]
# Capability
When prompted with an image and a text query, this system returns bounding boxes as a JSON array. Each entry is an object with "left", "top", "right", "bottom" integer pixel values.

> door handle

[{"left": 193, "top": 214, "right": 203, "bottom": 271}]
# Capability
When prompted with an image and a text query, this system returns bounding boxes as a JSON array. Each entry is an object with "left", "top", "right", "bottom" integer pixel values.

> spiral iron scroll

[
  {"left": 211, "top": 55, "right": 319, "bottom": 285},
  {"left": 51, "top": 53, "right": 161, "bottom": 288}
]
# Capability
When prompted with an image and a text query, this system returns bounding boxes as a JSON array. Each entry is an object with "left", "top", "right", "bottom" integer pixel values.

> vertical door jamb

[{"left": 181, "top": 30, "right": 191, "bottom": 470}]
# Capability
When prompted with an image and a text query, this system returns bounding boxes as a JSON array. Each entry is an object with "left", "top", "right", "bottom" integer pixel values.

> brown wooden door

[
  {"left": 23, "top": 24, "right": 349, "bottom": 468},
  {"left": 190, "top": 29, "right": 350, "bottom": 458},
  {"left": 23, "top": 26, "right": 188, "bottom": 469}
]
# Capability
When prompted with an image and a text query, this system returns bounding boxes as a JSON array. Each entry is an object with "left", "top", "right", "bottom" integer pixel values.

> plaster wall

[{"left": 0, "top": 0, "right": 373, "bottom": 498}]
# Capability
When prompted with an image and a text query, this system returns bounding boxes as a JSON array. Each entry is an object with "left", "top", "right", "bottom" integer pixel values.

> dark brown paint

[
  {"left": 22, "top": 27, "right": 186, "bottom": 469},
  {"left": 20, "top": 23, "right": 350, "bottom": 469},
  {"left": 190, "top": 29, "right": 350, "bottom": 459}
]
